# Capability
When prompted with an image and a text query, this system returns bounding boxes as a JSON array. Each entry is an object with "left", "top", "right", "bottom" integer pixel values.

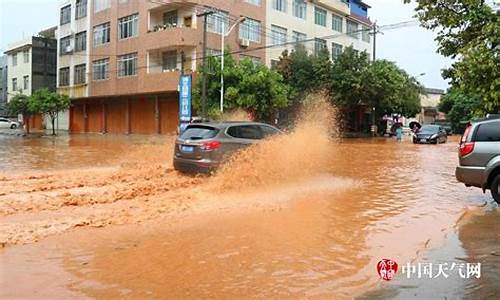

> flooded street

[{"left": 0, "top": 132, "right": 498, "bottom": 299}]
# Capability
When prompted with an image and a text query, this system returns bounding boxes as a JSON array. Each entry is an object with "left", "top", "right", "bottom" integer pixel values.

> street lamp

[{"left": 220, "top": 17, "right": 245, "bottom": 113}]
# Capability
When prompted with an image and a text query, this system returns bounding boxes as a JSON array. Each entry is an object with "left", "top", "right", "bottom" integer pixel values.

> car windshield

[
  {"left": 419, "top": 125, "right": 439, "bottom": 134},
  {"left": 180, "top": 125, "right": 219, "bottom": 140}
]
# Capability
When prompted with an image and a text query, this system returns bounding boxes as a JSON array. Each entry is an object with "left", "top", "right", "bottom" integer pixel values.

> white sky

[{"left": 1, "top": 0, "right": 452, "bottom": 89}]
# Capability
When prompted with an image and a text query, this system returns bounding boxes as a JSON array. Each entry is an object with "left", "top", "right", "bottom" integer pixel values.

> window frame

[
  {"left": 59, "top": 67, "right": 70, "bottom": 86},
  {"left": 76, "top": 0, "right": 87, "bottom": 19},
  {"left": 92, "top": 58, "right": 110, "bottom": 81},
  {"left": 117, "top": 53, "right": 138, "bottom": 77},
  {"left": 75, "top": 31, "right": 87, "bottom": 52},
  {"left": 273, "top": 0, "right": 287, "bottom": 12},
  {"left": 293, "top": 0, "right": 307, "bottom": 20},
  {"left": 314, "top": 6, "right": 327, "bottom": 27},
  {"left": 93, "top": 22, "right": 111, "bottom": 47},
  {"left": 60, "top": 5, "right": 71, "bottom": 25},
  {"left": 332, "top": 14, "right": 343, "bottom": 32},
  {"left": 118, "top": 13, "right": 139, "bottom": 40},
  {"left": 271, "top": 24, "right": 287, "bottom": 45},
  {"left": 74, "top": 64, "right": 86, "bottom": 85},
  {"left": 239, "top": 18, "right": 261, "bottom": 43}
]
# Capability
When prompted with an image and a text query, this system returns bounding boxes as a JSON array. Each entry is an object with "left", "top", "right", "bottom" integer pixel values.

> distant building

[
  {"left": 0, "top": 55, "right": 7, "bottom": 116},
  {"left": 418, "top": 88, "right": 445, "bottom": 124},
  {"left": 4, "top": 28, "right": 57, "bottom": 128}
]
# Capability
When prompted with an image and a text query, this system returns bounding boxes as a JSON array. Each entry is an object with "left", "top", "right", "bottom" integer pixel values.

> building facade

[
  {"left": 59, "top": 0, "right": 372, "bottom": 134},
  {"left": 0, "top": 55, "right": 7, "bottom": 116},
  {"left": 418, "top": 88, "right": 445, "bottom": 124},
  {"left": 266, "top": 0, "right": 372, "bottom": 66}
]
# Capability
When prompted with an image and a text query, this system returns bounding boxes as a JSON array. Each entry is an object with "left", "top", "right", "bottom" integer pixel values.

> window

[
  {"left": 347, "top": 20, "right": 359, "bottom": 39},
  {"left": 270, "top": 59, "right": 279, "bottom": 69},
  {"left": 92, "top": 58, "right": 109, "bottom": 80},
  {"left": 293, "top": 0, "right": 307, "bottom": 19},
  {"left": 240, "top": 55, "right": 261, "bottom": 65},
  {"left": 292, "top": 31, "right": 307, "bottom": 44},
  {"left": 162, "top": 50, "right": 177, "bottom": 71},
  {"left": 362, "top": 25, "right": 371, "bottom": 42},
  {"left": 118, "top": 53, "right": 137, "bottom": 77},
  {"left": 260, "top": 125, "right": 280, "bottom": 138},
  {"left": 12, "top": 53, "right": 17, "bottom": 66},
  {"left": 23, "top": 75, "right": 29, "bottom": 90},
  {"left": 23, "top": 49, "right": 29, "bottom": 63},
  {"left": 475, "top": 124, "right": 500, "bottom": 142},
  {"left": 74, "top": 64, "right": 86, "bottom": 84},
  {"left": 59, "top": 67, "right": 70, "bottom": 86},
  {"left": 245, "top": 0, "right": 261, "bottom": 5},
  {"left": 207, "top": 10, "right": 229, "bottom": 35},
  {"left": 76, "top": 0, "right": 87, "bottom": 19},
  {"left": 315, "top": 7, "right": 327, "bottom": 27},
  {"left": 271, "top": 25, "right": 287, "bottom": 45},
  {"left": 60, "top": 5, "right": 71, "bottom": 25},
  {"left": 227, "top": 125, "right": 262, "bottom": 139},
  {"left": 180, "top": 125, "right": 219, "bottom": 139},
  {"left": 94, "top": 0, "right": 110, "bottom": 13},
  {"left": 331, "top": 42, "right": 343, "bottom": 59},
  {"left": 273, "top": 0, "right": 287, "bottom": 12},
  {"left": 332, "top": 14, "right": 343, "bottom": 32},
  {"left": 60, "top": 36, "right": 72, "bottom": 55},
  {"left": 163, "top": 10, "right": 178, "bottom": 27},
  {"left": 12, "top": 78, "right": 17, "bottom": 91},
  {"left": 93, "top": 22, "right": 110, "bottom": 46},
  {"left": 75, "top": 31, "right": 87, "bottom": 52},
  {"left": 119, "top": 14, "right": 139, "bottom": 39},
  {"left": 239, "top": 18, "right": 261, "bottom": 43},
  {"left": 314, "top": 38, "right": 327, "bottom": 55}
]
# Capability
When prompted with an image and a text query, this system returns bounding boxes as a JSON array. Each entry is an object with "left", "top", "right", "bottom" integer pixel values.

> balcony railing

[{"left": 310, "top": 0, "right": 350, "bottom": 15}]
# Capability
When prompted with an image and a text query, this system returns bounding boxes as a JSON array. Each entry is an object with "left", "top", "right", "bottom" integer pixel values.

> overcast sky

[{"left": 1, "top": 0, "right": 452, "bottom": 90}]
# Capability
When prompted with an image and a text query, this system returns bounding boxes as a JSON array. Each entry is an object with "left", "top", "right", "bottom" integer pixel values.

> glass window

[
  {"left": 118, "top": 14, "right": 139, "bottom": 39},
  {"left": 23, "top": 75, "right": 29, "bottom": 90},
  {"left": 162, "top": 50, "right": 177, "bottom": 71},
  {"left": 181, "top": 125, "right": 219, "bottom": 139},
  {"left": 75, "top": 31, "right": 87, "bottom": 52},
  {"left": 245, "top": 0, "right": 261, "bottom": 5},
  {"left": 273, "top": 0, "right": 287, "bottom": 12},
  {"left": 332, "top": 14, "right": 343, "bottom": 32},
  {"left": 60, "top": 36, "right": 72, "bottom": 55},
  {"left": 331, "top": 42, "right": 343, "bottom": 59},
  {"left": 475, "top": 123, "right": 500, "bottom": 142},
  {"left": 76, "top": 0, "right": 87, "bottom": 19},
  {"left": 293, "top": 0, "right": 306, "bottom": 19},
  {"left": 60, "top": 5, "right": 71, "bottom": 25},
  {"left": 163, "top": 10, "right": 178, "bottom": 27},
  {"left": 240, "top": 55, "right": 261, "bottom": 65},
  {"left": 271, "top": 25, "right": 287, "bottom": 45},
  {"left": 74, "top": 64, "right": 86, "bottom": 84},
  {"left": 117, "top": 53, "right": 137, "bottom": 77},
  {"left": 94, "top": 0, "right": 110, "bottom": 13},
  {"left": 314, "top": 38, "right": 327, "bottom": 55},
  {"left": 59, "top": 67, "right": 69, "bottom": 86},
  {"left": 227, "top": 125, "right": 262, "bottom": 139},
  {"left": 93, "top": 22, "right": 110, "bottom": 46},
  {"left": 239, "top": 18, "right": 261, "bottom": 43},
  {"left": 347, "top": 20, "right": 359, "bottom": 39},
  {"left": 292, "top": 31, "right": 307, "bottom": 43},
  {"left": 315, "top": 7, "right": 327, "bottom": 27},
  {"left": 12, "top": 53, "right": 17, "bottom": 66},
  {"left": 362, "top": 25, "right": 371, "bottom": 42},
  {"left": 23, "top": 49, "right": 29, "bottom": 63},
  {"left": 92, "top": 58, "right": 109, "bottom": 80},
  {"left": 12, "top": 78, "right": 17, "bottom": 91},
  {"left": 207, "top": 10, "right": 229, "bottom": 35},
  {"left": 260, "top": 125, "right": 280, "bottom": 138}
]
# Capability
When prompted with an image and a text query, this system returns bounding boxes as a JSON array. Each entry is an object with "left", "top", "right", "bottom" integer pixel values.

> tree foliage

[
  {"left": 193, "top": 52, "right": 289, "bottom": 122},
  {"left": 31, "top": 89, "right": 71, "bottom": 135},
  {"left": 439, "top": 88, "right": 482, "bottom": 132},
  {"left": 405, "top": 0, "right": 500, "bottom": 114}
]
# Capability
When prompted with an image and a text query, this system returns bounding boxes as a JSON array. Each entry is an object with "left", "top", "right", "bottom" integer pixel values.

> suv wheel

[
  {"left": 10, "top": 124, "right": 17, "bottom": 129},
  {"left": 491, "top": 175, "right": 500, "bottom": 204}
]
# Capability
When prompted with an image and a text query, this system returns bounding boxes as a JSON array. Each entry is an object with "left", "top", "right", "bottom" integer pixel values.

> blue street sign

[{"left": 179, "top": 74, "right": 192, "bottom": 122}]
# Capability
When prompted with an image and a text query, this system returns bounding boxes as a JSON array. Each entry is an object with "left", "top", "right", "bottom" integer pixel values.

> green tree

[
  {"left": 193, "top": 53, "right": 289, "bottom": 122},
  {"left": 31, "top": 89, "right": 71, "bottom": 135},
  {"left": 405, "top": 0, "right": 500, "bottom": 114},
  {"left": 7, "top": 93, "right": 38, "bottom": 134},
  {"left": 439, "top": 88, "right": 482, "bottom": 132}
]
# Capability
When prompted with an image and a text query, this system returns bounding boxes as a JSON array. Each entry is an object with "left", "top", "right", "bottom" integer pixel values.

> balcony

[
  {"left": 148, "top": 3, "right": 197, "bottom": 32},
  {"left": 310, "top": 0, "right": 350, "bottom": 15},
  {"left": 147, "top": 47, "right": 196, "bottom": 75}
]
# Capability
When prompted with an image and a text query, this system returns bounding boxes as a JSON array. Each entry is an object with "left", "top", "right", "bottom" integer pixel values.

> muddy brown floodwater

[{"left": 0, "top": 130, "right": 498, "bottom": 298}]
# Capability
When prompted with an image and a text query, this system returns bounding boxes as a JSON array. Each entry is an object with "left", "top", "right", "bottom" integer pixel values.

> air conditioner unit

[
  {"left": 65, "top": 45, "right": 73, "bottom": 53},
  {"left": 240, "top": 38, "right": 250, "bottom": 48}
]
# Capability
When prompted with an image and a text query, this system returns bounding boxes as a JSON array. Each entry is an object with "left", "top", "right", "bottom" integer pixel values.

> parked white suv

[{"left": 0, "top": 118, "right": 20, "bottom": 129}]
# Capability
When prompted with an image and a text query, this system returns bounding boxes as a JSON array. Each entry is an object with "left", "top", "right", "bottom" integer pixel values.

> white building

[{"left": 266, "top": 0, "right": 373, "bottom": 66}]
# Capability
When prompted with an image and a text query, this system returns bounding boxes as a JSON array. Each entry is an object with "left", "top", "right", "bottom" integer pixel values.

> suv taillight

[
  {"left": 201, "top": 141, "right": 221, "bottom": 151},
  {"left": 459, "top": 124, "right": 474, "bottom": 157}
]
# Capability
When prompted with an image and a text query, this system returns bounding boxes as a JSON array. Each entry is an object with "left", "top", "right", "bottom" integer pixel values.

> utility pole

[
  {"left": 197, "top": 11, "right": 214, "bottom": 120},
  {"left": 372, "top": 22, "right": 377, "bottom": 61}
]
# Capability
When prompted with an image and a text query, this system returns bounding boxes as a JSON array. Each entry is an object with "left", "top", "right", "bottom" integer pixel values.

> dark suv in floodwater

[
  {"left": 173, "top": 122, "right": 281, "bottom": 173},
  {"left": 456, "top": 115, "right": 500, "bottom": 204}
]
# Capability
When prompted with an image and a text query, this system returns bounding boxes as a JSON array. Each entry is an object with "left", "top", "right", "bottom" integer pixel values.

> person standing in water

[{"left": 396, "top": 123, "right": 403, "bottom": 142}]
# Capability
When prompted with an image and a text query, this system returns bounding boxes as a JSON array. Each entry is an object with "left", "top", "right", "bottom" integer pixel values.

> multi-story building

[
  {"left": 4, "top": 29, "right": 57, "bottom": 128},
  {"left": 0, "top": 55, "right": 7, "bottom": 116},
  {"left": 266, "top": 0, "right": 372, "bottom": 66},
  {"left": 59, "top": 0, "right": 372, "bottom": 134}
]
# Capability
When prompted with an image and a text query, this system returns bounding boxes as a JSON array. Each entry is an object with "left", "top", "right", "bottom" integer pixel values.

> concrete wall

[
  {"left": 0, "top": 56, "right": 7, "bottom": 115},
  {"left": 6, "top": 39, "right": 33, "bottom": 101}
]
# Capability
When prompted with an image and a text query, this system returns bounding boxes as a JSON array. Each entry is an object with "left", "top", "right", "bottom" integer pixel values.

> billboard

[{"left": 179, "top": 74, "right": 192, "bottom": 123}]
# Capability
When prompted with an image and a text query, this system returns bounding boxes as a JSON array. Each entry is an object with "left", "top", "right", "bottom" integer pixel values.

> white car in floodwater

[{"left": 0, "top": 118, "right": 20, "bottom": 129}]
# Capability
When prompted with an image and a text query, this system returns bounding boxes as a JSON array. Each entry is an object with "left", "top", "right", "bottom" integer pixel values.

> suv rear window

[
  {"left": 180, "top": 125, "right": 219, "bottom": 140},
  {"left": 475, "top": 123, "right": 500, "bottom": 142},
  {"left": 227, "top": 125, "right": 262, "bottom": 139}
]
